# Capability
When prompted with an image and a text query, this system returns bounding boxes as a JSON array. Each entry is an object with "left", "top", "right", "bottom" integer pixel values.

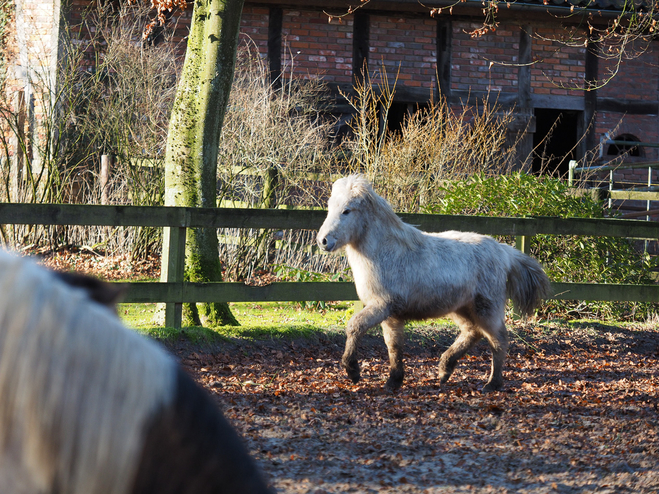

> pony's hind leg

[
  {"left": 382, "top": 317, "right": 405, "bottom": 391},
  {"left": 438, "top": 311, "right": 482, "bottom": 385},
  {"left": 479, "top": 318, "right": 509, "bottom": 393},
  {"left": 342, "top": 303, "right": 391, "bottom": 384}
]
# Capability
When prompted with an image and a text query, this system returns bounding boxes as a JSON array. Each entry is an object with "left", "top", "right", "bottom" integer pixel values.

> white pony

[
  {"left": 0, "top": 250, "right": 272, "bottom": 494},
  {"left": 317, "top": 175, "right": 550, "bottom": 392}
]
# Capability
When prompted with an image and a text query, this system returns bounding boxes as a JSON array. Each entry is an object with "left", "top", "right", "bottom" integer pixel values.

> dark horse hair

[{"left": 0, "top": 250, "right": 273, "bottom": 494}]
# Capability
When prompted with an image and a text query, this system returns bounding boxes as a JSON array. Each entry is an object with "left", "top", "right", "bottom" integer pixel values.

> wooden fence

[{"left": 1, "top": 203, "right": 658, "bottom": 329}]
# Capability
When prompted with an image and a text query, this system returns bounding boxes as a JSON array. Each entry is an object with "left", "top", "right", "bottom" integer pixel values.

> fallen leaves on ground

[
  {"left": 33, "top": 247, "right": 161, "bottom": 280},
  {"left": 181, "top": 324, "right": 658, "bottom": 493},
  {"left": 35, "top": 249, "right": 659, "bottom": 492}
]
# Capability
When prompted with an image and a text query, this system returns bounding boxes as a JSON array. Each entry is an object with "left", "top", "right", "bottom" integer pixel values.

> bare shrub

[
  {"left": 0, "top": 1, "right": 181, "bottom": 258},
  {"left": 215, "top": 61, "right": 525, "bottom": 280},
  {"left": 340, "top": 65, "right": 519, "bottom": 212},
  {"left": 216, "top": 44, "right": 340, "bottom": 279}
]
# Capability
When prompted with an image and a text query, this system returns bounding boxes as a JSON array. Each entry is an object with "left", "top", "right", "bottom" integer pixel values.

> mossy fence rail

[{"left": 2, "top": 203, "right": 658, "bottom": 329}]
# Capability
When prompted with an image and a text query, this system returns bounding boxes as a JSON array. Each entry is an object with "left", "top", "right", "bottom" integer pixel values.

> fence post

[
  {"left": 257, "top": 166, "right": 280, "bottom": 263},
  {"left": 262, "top": 166, "right": 279, "bottom": 209},
  {"left": 10, "top": 91, "right": 26, "bottom": 201},
  {"left": 515, "top": 234, "right": 530, "bottom": 255},
  {"left": 162, "top": 226, "right": 186, "bottom": 329},
  {"left": 514, "top": 231, "right": 531, "bottom": 320},
  {"left": 568, "top": 160, "right": 577, "bottom": 187},
  {"left": 100, "top": 154, "right": 114, "bottom": 205}
]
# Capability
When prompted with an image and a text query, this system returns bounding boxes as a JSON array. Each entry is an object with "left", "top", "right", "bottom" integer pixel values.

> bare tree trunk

[{"left": 160, "top": 0, "right": 244, "bottom": 326}]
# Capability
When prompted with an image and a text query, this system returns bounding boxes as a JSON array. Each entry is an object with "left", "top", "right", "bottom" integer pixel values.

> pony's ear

[{"left": 54, "top": 271, "right": 127, "bottom": 309}]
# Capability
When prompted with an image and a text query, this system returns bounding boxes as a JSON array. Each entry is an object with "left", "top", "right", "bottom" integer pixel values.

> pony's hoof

[
  {"left": 481, "top": 382, "right": 502, "bottom": 393},
  {"left": 385, "top": 369, "right": 404, "bottom": 391},
  {"left": 342, "top": 361, "right": 361, "bottom": 383},
  {"left": 385, "top": 377, "right": 403, "bottom": 391},
  {"left": 346, "top": 369, "right": 361, "bottom": 383},
  {"left": 437, "top": 362, "right": 455, "bottom": 384}
]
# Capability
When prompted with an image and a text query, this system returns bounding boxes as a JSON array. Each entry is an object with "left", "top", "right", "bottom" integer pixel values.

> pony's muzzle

[{"left": 317, "top": 235, "right": 336, "bottom": 252}]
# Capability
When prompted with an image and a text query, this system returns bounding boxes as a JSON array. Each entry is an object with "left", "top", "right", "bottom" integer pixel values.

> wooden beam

[
  {"left": 436, "top": 18, "right": 452, "bottom": 102},
  {"left": 551, "top": 282, "right": 659, "bottom": 303},
  {"left": 123, "top": 281, "right": 659, "bottom": 304},
  {"left": 608, "top": 190, "right": 659, "bottom": 201},
  {"left": 398, "top": 213, "right": 659, "bottom": 239},
  {"left": 517, "top": 25, "right": 532, "bottom": 111},
  {"left": 584, "top": 36, "right": 598, "bottom": 152},
  {"left": 268, "top": 7, "right": 282, "bottom": 88},
  {"left": 124, "top": 281, "right": 359, "bottom": 304},
  {"left": 2, "top": 204, "right": 658, "bottom": 239},
  {"left": 352, "top": 12, "right": 369, "bottom": 87}
]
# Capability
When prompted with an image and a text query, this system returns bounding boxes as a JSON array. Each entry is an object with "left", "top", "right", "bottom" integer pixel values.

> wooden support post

[
  {"left": 100, "top": 154, "right": 113, "bottom": 205},
  {"left": 568, "top": 160, "right": 577, "bottom": 187},
  {"left": 262, "top": 166, "right": 279, "bottom": 209},
  {"left": 162, "top": 226, "right": 186, "bottom": 329},
  {"left": 514, "top": 234, "right": 531, "bottom": 320},
  {"left": 11, "top": 91, "right": 26, "bottom": 201},
  {"left": 515, "top": 234, "right": 530, "bottom": 255},
  {"left": 647, "top": 166, "right": 653, "bottom": 220}
]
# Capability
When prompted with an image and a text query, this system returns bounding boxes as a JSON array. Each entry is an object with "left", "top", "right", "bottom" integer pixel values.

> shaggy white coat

[
  {"left": 317, "top": 175, "right": 550, "bottom": 392},
  {"left": 0, "top": 251, "right": 273, "bottom": 494},
  {"left": 0, "top": 250, "right": 176, "bottom": 494}
]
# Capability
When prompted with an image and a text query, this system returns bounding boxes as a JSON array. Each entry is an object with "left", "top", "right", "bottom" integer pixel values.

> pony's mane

[
  {"left": 341, "top": 174, "right": 423, "bottom": 249},
  {"left": 0, "top": 251, "right": 176, "bottom": 494}
]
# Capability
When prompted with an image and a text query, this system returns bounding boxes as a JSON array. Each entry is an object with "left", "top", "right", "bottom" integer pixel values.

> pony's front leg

[
  {"left": 382, "top": 317, "right": 405, "bottom": 391},
  {"left": 342, "top": 303, "right": 390, "bottom": 384}
]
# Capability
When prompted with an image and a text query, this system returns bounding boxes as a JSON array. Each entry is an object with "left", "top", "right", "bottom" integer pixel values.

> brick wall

[
  {"left": 451, "top": 21, "right": 520, "bottom": 94},
  {"left": 368, "top": 15, "right": 436, "bottom": 91},
  {"left": 598, "top": 112, "right": 659, "bottom": 162},
  {"left": 595, "top": 42, "right": 659, "bottom": 165},
  {"left": 8, "top": 0, "right": 659, "bottom": 181},
  {"left": 280, "top": 10, "right": 352, "bottom": 82},
  {"left": 598, "top": 41, "right": 659, "bottom": 101},
  {"left": 239, "top": 6, "right": 268, "bottom": 57},
  {"left": 15, "top": 0, "right": 60, "bottom": 82},
  {"left": 11, "top": 0, "right": 65, "bottom": 168},
  {"left": 530, "top": 25, "right": 585, "bottom": 96}
]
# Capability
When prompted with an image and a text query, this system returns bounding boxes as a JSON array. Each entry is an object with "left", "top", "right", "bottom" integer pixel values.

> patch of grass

[{"left": 119, "top": 301, "right": 353, "bottom": 343}]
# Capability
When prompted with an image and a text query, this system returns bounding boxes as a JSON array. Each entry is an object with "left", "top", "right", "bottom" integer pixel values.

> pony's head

[{"left": 317, "top": 174, "right": 386, "bottom": 252}]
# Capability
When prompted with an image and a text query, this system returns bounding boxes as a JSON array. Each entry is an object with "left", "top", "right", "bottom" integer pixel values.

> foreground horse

[
  {"left": 0, "top": 250, "right": 272, "bottom": 494},
  {"left": 317, "top": 175, "right": 550, "bottom": 392}
]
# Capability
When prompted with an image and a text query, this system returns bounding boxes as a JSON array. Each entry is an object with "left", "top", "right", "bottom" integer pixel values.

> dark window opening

[
  {"left": 386, "top": 102, "right": 429, "bottom": 134},
  {"left": 532, "top": 108, "right": 580, "bottom": 177},
  {"left": 607, "top": 133, "right": 641, "bottom": 157}
]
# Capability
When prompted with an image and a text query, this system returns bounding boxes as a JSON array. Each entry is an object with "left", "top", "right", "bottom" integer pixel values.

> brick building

[{"left": 7, "top": 0, "right": 659, "bottom": 180}]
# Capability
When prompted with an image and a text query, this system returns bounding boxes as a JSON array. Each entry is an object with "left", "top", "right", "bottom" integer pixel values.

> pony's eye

[{"left": 342, "top": 208, "right": 351, "bottom": 215}]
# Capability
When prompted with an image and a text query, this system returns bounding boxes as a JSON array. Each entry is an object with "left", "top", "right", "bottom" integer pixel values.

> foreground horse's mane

[
  {"left": 0, "top": 251, "right": 175, "bottom": 494},
  {"left": 0, "top": 251, "right": 273, "bottom": 494}
]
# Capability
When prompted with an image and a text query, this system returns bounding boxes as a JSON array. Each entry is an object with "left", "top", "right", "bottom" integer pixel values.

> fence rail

[{"left": 1, "top": 203, "right": 658, "bottom": 328}]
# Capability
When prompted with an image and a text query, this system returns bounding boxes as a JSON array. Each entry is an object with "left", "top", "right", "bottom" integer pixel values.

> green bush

[{"left": 425, "top": 172, "right": 658, "bottom": 321}]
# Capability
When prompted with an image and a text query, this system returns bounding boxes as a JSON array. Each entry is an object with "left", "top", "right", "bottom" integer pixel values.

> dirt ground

[
  {"left": 175, "top": 321, "right": 659, "bottom": 494},
  {"left": 37, "top": 249, "right": 659, "bottom": 492}
]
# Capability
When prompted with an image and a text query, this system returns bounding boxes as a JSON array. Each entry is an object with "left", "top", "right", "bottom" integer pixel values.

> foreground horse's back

[{"left": 0, "top": 250, "right": 273, "bottom": 494}]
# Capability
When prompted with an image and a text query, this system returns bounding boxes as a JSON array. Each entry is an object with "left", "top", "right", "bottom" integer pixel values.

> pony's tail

[{"left": 506, "top": 249, "right": 551, "bottom": 317}]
